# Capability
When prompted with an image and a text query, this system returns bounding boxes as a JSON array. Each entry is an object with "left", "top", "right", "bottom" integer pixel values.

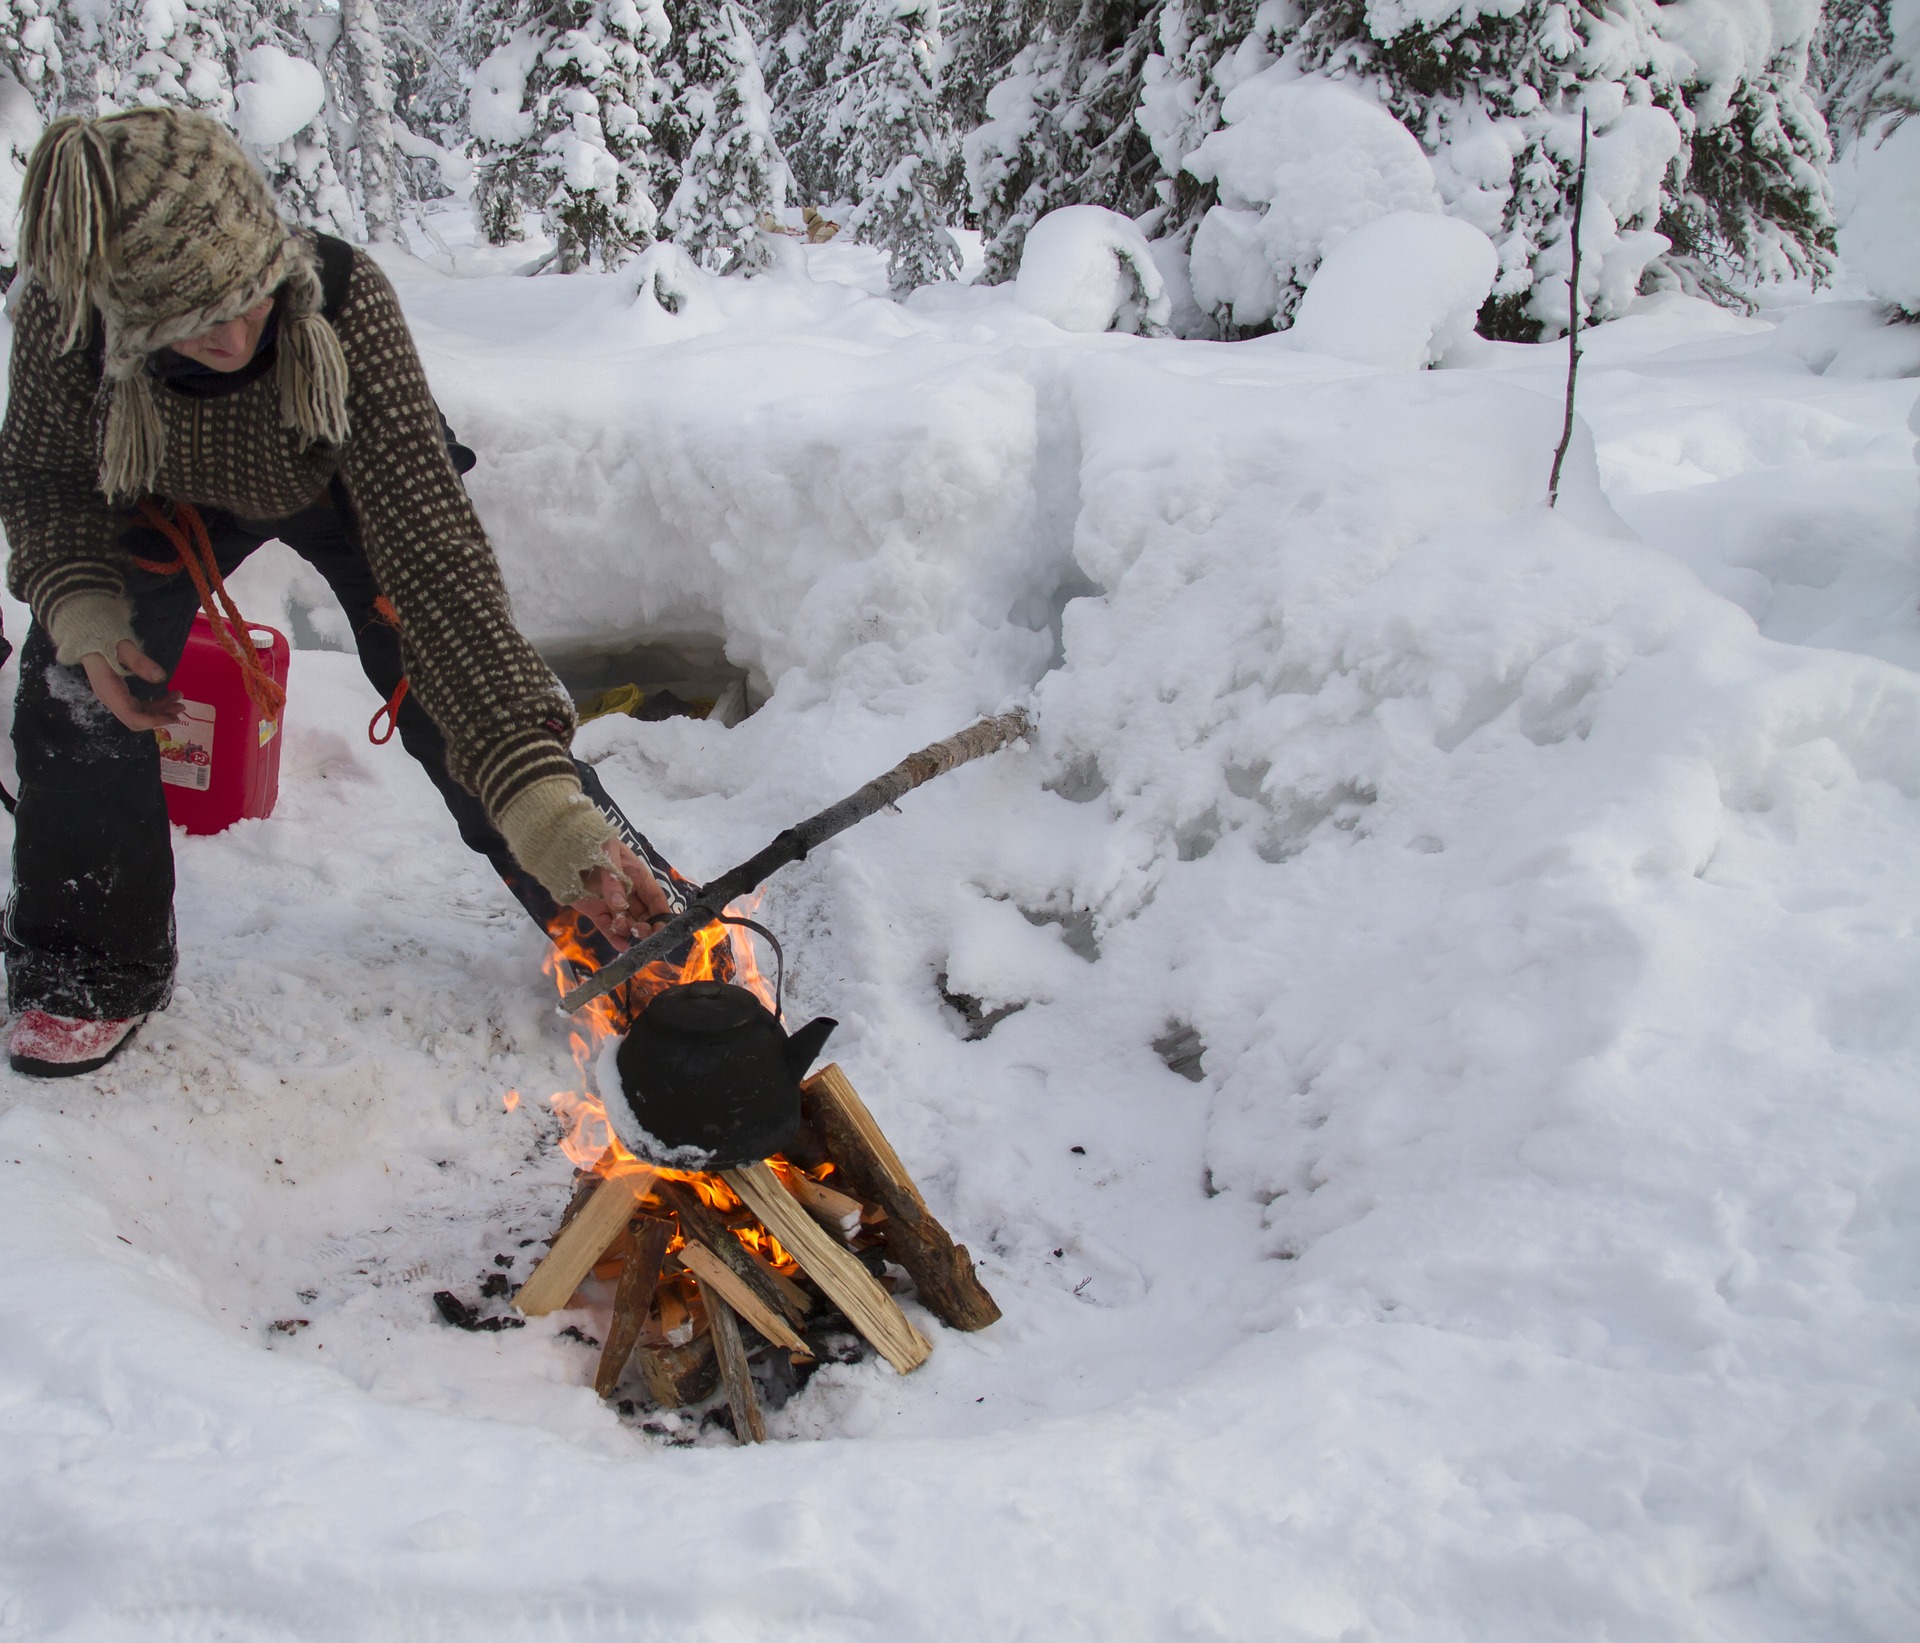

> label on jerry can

[{"left": 156, "top": 699, "right": 216, "bottom": 791}]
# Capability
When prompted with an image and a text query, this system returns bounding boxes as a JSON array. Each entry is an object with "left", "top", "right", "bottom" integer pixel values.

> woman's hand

[
  {"left": 573, "top": 837, "right": 673, "bottom": 947},
  {"left": 82, "top": 640, "right": 186, "bottom": 732}
]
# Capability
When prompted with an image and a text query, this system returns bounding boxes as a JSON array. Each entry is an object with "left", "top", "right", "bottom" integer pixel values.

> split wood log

[
  {"left": 553, "top": 1168, "right": 603, "bottom": 1239},
  {"left": 515, "top": 1168, "right": 649, "bottom": 1316},
  {"left": 677, "top": 1241, "right": 811, "bottom": 1356},
  {"left": 723, "top": 1161, "right": 932, "bottom": 1374},
  {"left": 594, "top": 1214, "right": 674, "bottom": 1397},
  {"left": 801, "top": 1065, "right": 1001, "bottom": 1331},
  {"left": 655, "top": 1178, "right": 808, "bottom": 1328},
  {"left": 705, "top": 1289, "right": 767, "bottom": 1442},
  {"left": 562, "top": 709, "right": 1033, "bottom": 1014},
  {"left": 789, "top": 1172, "right": 864, "bottom": 1241},
  {"left": 635, "top": 1333, "right": 718, "bottom": 1408}
]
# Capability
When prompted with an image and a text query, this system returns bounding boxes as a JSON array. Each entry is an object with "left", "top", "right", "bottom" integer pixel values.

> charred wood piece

[{"left": 653, "top": 1177, "right": 808, "bottom": 1329}]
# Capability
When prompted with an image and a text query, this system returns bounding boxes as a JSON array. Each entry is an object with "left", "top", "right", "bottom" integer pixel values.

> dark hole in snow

[
  {"left": 1154, "top": 1021, "right": 1207, "bottom": 1082},
  {"left": 557, "top": 1325, "right": 600, "bottom": 1348},
  {"left": 937, "top": 971, "right": 1027, "bottom": 1040},
  {"left": 1257, "top": 782, "right": 1379, "bottom": 864},
  {"left": 546, "top": 634, "right": 762, "bottom": 729},
  {"left": 1177, "top": 808, "right": 1222, "bottom": 861},
  {"left": 493, "top": 1253, "right": 515, "bottom": 1268},
  {"left": 1020, "top": 903, "right": 1100, "bottom": 960},
  {"left": 1224, "top": 760, "right": 1271, "bottom": 800},
  {"left": 1046, "top": 754, "right": 1107, "bottom": 804}
]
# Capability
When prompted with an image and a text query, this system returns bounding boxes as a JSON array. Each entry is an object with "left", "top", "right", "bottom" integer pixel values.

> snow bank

[
  {"left": 0, "top": 70, "right": 42, "bottom": 268},
  {"left": 2, "top": 253, "right": 1918, "bottom": 1640},
  {"left": 1838, "top": 116, "right": 1920, "bottom": 315},
  {"left": 233, "top": 44, "right": 326, "bottom": 148},
  {"left": 1289, "top": 211, "right": 1499, "bottom": 369},
  {"left": 1185, "top": 71, "right": 1441, "bottom": 332},
  {"left": 1013, "top": 205, "right": 1170, "bottom": 335}
]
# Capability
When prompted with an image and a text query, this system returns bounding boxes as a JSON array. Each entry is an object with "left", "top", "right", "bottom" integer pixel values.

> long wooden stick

[
  {"left": 724, "top": 1161, "right": 932, "bottom": 1374},
  {"left": 561, "top": 709, "right": 1032, "bottom": 1013},
  {"left": 1548, "top": 109, "right": 1591, "bottom": 510}
]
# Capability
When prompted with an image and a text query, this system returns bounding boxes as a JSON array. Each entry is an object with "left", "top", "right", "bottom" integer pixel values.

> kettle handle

[{"left": 784, "top": 1015, "right": 838, "bottom": 1083}]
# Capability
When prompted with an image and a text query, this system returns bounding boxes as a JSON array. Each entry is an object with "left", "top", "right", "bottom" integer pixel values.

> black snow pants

[{"left": 4, "top": 484, "right": 666, "bottom": 1019}]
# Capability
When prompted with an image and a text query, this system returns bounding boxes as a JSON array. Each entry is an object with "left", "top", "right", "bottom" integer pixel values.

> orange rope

[
  {"left": 369, "top": 676, "right": 408, "bottom": 744},
  {"left": 132, "top": 500, "right": 286, "bottom": 720},
  {"left": 366, "top": 595, "right": 409, "bottom": 743}
]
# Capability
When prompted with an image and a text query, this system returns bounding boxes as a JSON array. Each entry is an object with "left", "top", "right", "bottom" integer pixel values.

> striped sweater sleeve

[
  {"left": 330, "top": 251, "right": 582, "bottom": 822},
  {"left": 0, "top": 280, "right": 129, "bottom": 625}
]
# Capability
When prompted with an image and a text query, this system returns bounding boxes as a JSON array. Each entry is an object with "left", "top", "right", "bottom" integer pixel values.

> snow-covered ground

[{"left": 1, "top": 249, "right": 1916, "bottom": 1641}]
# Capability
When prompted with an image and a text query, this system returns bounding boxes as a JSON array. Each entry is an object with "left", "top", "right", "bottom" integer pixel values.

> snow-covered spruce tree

[
  {"left": 472, "top": 0, "right": 669, "bottom": 271},
  {"left": 108, "top": 0, "right": 237, "bottom": 115},
  {"left": 959, "top": 0, "right": 1161, "bottom": 284},
  {"left": 1832, "top": 0, "right": 1920, "bottom": 313},
  {"left": 1234, "top": 0, "right": 1834, "bottom": 333},
  {"left": 1134, "top": 0, "right": 1275, "bottom": 236},
  {"left": 1816, "top": 0, "right": 1898, "bottom": 141},
  {"left": 0, "top": 0, "right": 67, "bottom": 117},
  {"left": 341, "top": 0, "right": 403, "bottom": 237},
  {"left": 759, "top": 0, "right": 817, "bottom": 191},
  {"left": 1657, "top": 14, "right": 1834, "bottom": 302},
  {"left": 782, "top": 0, "right": 959, "bottom": 290},
  {"left": 655, "top": 0, "right": 786, "bottom": 271},
  {"left": 229, "top": 9, "right": 358, "bottom": 237}
]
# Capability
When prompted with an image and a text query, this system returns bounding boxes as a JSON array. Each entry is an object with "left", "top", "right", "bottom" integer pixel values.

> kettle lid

[{"left": 643, "top": 980, "right": 772, "bottom": 1037}]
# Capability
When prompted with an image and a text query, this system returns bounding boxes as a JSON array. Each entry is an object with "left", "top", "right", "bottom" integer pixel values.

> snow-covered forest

[
  {"left": 3, "top": 2, "right": 1920, "bottom": 1640},
  {"left": 0, "top": 0, "right": 1914, "bottom": 318}
]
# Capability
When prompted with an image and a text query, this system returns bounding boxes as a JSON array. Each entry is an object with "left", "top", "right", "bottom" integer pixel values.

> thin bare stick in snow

[{"left": 1548, "top": 110, "right": 1592, "bottom": 510}]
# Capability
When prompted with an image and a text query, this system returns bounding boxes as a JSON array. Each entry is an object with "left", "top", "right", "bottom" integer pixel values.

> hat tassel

[{"left": 277, "top": 308, "right": 350, "bottom": 449}]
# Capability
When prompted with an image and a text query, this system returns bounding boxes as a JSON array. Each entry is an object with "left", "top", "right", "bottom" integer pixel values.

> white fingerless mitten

[{"left": 495, "top": 774, "right": 619, "bottom": 904}]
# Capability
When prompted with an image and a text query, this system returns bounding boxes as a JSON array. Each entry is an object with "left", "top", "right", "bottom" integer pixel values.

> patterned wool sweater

[{"left": 0, "top": 244, "right": 579, "bottom": 830}]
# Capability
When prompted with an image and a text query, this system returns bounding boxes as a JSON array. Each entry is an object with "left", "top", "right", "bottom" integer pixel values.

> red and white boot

[{"left": 8, "top": 1010, "right": 145, "bottom": 1077}]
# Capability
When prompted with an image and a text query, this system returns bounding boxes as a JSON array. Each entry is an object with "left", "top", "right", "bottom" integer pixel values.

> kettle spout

[{"left": 784, "top": 1015, "right": 838, "bottom": 1083}]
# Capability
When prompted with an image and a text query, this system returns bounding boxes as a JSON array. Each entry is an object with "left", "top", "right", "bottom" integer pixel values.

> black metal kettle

[{"left": 614, "top": 981, "right": 836, "bottom": 1169}]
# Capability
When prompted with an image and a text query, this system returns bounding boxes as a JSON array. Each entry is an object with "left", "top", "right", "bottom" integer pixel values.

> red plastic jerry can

[{"left": 156, "top": 614, "right": 291, "bottom": 835}]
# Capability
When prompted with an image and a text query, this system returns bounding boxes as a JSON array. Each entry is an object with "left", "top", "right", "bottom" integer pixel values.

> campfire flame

[
  {"left": 521, "top": 894, "right": 834, "bottom": 1280},
  {"left": 538, "top": 892, "right": 777, "bottom": 1175}
]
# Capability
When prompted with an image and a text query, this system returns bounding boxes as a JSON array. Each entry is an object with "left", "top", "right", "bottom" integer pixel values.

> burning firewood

[
  {"left": 594, "top": 1215, "right": 673, "bottom": 1397},
  {"left": 513, "top": 1062, "right": 998, "bottom": 1440},
  {"left": 722, "top": 1161, "right": 931, "bottom": 1374},
  {"left": 511, "top": 718, "right": 1022, "bottom": 1440},
  {"left": 674, "top": 1241, "right": 810, "bottom": 1356}
]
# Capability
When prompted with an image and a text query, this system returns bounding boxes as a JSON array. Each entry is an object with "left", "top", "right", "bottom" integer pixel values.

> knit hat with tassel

[{"left": 19, "top": 106, "right": 350, "bottom": 501}]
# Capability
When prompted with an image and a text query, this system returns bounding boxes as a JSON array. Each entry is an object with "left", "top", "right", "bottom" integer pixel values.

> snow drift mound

[{"left": 1, "top": 257, "right": 1915, "bottom": 1640}]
